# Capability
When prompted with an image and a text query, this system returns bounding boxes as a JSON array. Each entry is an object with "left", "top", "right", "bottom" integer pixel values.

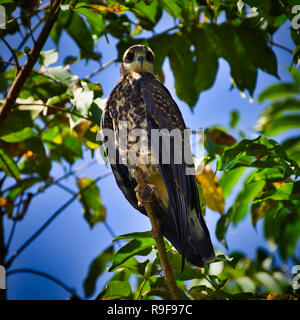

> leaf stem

[
  {"left": 267, "top": 38, "right": 293, "bottom": 54},
  {"left": 85, "top": 58, "right": 116, "bottom": 80}
]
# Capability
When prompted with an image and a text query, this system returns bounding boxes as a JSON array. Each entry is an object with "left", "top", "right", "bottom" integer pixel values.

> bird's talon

[{"left": 135, "top": 183, "right": 156, "bottom": 206}]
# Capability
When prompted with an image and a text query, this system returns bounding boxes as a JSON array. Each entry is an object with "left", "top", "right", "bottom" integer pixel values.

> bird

[{"left": 100, "top": 44, "right": 215, "bottom": 267}]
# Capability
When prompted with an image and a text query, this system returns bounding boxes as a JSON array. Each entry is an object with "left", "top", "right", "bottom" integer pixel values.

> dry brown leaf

[
  {"left": 208, "top": 128, "right": 236, "bottom": 146},
  {"left": 196, "top": 165, "right": 225, "bottom": 215}
]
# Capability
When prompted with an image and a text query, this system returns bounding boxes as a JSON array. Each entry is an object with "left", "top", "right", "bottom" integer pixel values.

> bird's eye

[
  {"left": 146, "top": 51, "right": 153, "bottom": 62},
  {"left": 126, "top": 52, "right": 134, "bottom": 62}
]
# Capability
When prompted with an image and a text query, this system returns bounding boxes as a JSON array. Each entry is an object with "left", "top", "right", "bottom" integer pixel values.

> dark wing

[
  {"left": 140, "top": 73, "right": 215, "bottom": 266},
  {"left": 100, "top": 105, "right": 146, "bottom": 216}
]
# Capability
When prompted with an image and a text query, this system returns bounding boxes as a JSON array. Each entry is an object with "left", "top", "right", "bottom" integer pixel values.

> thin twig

[
  {"left": 267, "top": 38, "right": 293, "bottom": 54},
  {"left": 4, "top": 172, "right": 111, "bottom": 268},
  {"left": 55, "top": 182, "right": 77, "bottom": 195},
  {"left": 6, "top": 268, "right": 79, "bottom": 298},
  {"left": 1, "top": 38, "right": 21, "bottom": 73},
  {"left": 85, "top": 58, "right": 116, "bottom": 80},
  {"left": 14, "top": 102, "right": 91, "bottom": 121}
]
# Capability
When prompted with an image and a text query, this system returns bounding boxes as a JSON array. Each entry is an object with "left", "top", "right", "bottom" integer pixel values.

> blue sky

[{"left": 1, "top": 8, "right": 298, "bottom": 299}]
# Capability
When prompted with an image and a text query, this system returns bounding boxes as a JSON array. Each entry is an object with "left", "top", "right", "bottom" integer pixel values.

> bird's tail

[{"left": 152, "top": 201, "right": 215, "bottom": 267}]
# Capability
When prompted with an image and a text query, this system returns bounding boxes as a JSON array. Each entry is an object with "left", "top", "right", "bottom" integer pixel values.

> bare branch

[
  {"left": 0, "top": 0, "right": 62, "bottom": 127},
  {"left": 6, "top": 268, "right": 80, "bottom": 298},
  {"left": 1, "top": 38, "right": 21, "bottom": 73},
  {"left": 14, "top": 102, "right": 91, "bottom": 121},
  {"left": 267, "top": 38, "right": 294, "bottom": 54},
  {"left": 85, "top": 58, "right": 116, "bottom": 81},
  {"left": 5, "top": 171, "right": 112, "bottom": 268}
]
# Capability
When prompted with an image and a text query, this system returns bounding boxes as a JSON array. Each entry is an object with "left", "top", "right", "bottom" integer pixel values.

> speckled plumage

[{"left": 101, "top": 45, "right": 215, "bottom": 267}]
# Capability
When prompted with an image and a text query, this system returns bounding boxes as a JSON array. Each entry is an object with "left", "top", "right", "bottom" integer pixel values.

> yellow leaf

[
  {"left": 196, "top": 165, "right": 225, "bottom": 215},
  {"left": 208, "top": 128, "right": 236, "bottom": 146},
  {"left": 266, "top": 292, "right": 299, "bottom": 300},
  {"left": 0, "top": 197, "right": 14, "bottom": 217},
  {"left": 89, "top": 3, "right": 128, "bottom": 14}
]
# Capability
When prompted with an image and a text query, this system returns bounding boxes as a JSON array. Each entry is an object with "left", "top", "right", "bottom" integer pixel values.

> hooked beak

[{"left": 137, "top": 55, "right": 144, "bottom": 70}]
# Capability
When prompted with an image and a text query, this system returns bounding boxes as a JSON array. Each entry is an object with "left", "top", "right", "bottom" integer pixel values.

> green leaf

[
  {"left": 0, "top": 127, "right": 38, "bottom": 143},
  {"left": 230, "top": 110, "right": 240, "bottom": 129},
  {"left": 0, "top": 149, "right": 20, "bottom": 180},
  {"left": 113, "top": 231, "right": 152, "bottom": 242},
  {"left": 96, "top": 280, "right": 132, "bottom": 300},
  {"left": 72, "top": 82, "right": 94, "bottom": 116},
  {"left": 255, "top": 97, "right": 300, "bottom": 135},
  {"left": 190, "top": 26, "right": 219, "bottom": 94},
  {"left": 203, "top": 23, "right": 258, "bottom": 96},
  {"left": 281, "top": 136, "right": 300, "bottom": 164},
  {"left": 215, "top": 208, "right": 234, "bottom": 248},
  {"left": 76, "top": 177, "right": 106, "bottom": 228},
  {"left": 7, "top": 177, "right": 41, "bottom": 202},
  {"left": 219, "top": 167, "right": 246, "bottom": 198},
  {"left": 74, "top": 6, "right": 106, "bottom": 35},
  {"left": 39, "top": 49, "right": 58, "bottom": 68},
  {"left": 251, "top": 199, "right": 279, "bottom": 227},
  {"left": 19, "top": 138, "right": 51, "bottom": 179},
  {"left": 41, "top": 66, "right": 78, "bottom": 88},
  {"left": 148, "top": 33, "right": 173, "bottom": 72},
  {"left": 64, "top": 11, "right": 94, "bottom": 58},
  {"left": 159, "top": 0, "right": 182, "bottom": 18},
  {"left": 168, "top": 34, "right": 198, "bottom": 108},
  {"left": 256, "top": 182, "right": 300, "bottom": 202},
  {"left": 258, "top": 115, "right": 300, "bottom": 136},
  {"left": 0, "top": 110, "right": 33, "bottom": 137},
  {"left": 235, "top": 26, "right": 278, "bottom": 78},
  {"left": 113, "top": 257, "right": 149, "bottom": 276},
  {"left": 231, "top": 179, "right": 265, "bottom": 225},
  {"left": 235, "top": 277, "right": 256, "bottom": 293},
  {"left": 109, "top": 238, "right": 155, "bottom": 271},
  {"left": 133, "top": 0, "right": 162, "bottom": 30},
  {"left": 63, "top": 135, "right": 82, "bottom": 158},
  {"left": 258, "top": 82, "right": 299, "bottom": 101},
  {"left": 279, "top": 219, "right": 300, "bottom": 260},
  {"left": 255, "top": 272, "right": 283, "bottom": 294},
  {"left": 84, "top": 246, "right": 114, "bottom": 298}
]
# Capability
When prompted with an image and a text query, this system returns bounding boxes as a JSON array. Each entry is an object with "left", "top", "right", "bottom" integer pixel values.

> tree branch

[
  {"left": 4, "top": 171, "right": 111, "bottom": 268},
  {"left": 0, "top": 209, "right": 7, "bottom": 300},
  {"left": 143, "top": 202, "right": 182, "bottom": 300},
  {"left": 1, "top": 38, "right": 20, "bottom": 73},
  {"left": 0, "top": 0, "right": 62, "bottom": 127},
  {"left": 267, "top": 38, "right": 293, "bottom": 54},
  {"left": 6, "top": 268, "right": 79, "bottom": 298},
  {"left": 85, "top": 58, "right": 116, "bottom": 80}
]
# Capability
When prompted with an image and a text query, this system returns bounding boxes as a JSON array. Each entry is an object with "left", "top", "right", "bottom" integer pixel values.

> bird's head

[{"left": 121, "top": 45, "right": 155, "bottom": 76}]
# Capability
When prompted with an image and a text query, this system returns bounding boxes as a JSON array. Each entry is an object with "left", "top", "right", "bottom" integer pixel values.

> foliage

[{"left": 0, "top": 0, "right": 299, "bottom": 300}]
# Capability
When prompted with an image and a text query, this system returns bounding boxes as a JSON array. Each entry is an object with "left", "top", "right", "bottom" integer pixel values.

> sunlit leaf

[
  {"left": 0, "top": 148, "right": 20, "bottom": 180},
  {"left": 258, "top": 82, "right": 299, "bottom": 101},
  {"left": 76, "top": 177, "right": 106, "bottom": 228},
  {"left": 84, "top": 245, "right": 114, "bottom": 298},
  {"left": 196, "top": 165, "right": 225, "bottom": 215},
  {"left": 96, "top": 280, "right": 132, "bottom": 300},
  {"left": 109, "top": 238, "right": 155, "bottom": 271}
]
